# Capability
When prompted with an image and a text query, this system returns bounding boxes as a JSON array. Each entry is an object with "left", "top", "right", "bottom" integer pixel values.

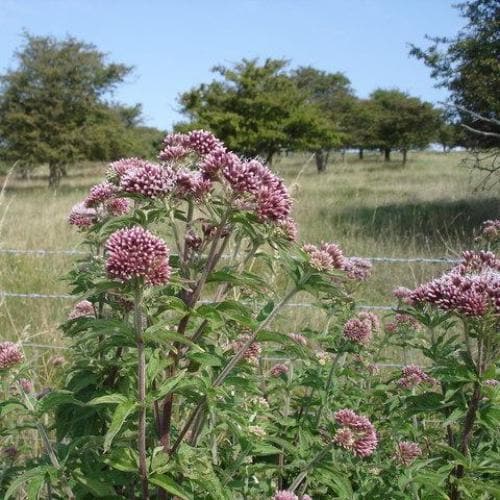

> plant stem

[
  {"left": 314, "top": 352, "right": 342, "bottom": 427},
  {"left": 134, "top": 288, "right": 149, "bottom": 499},
  {"left": 171, "top": 287, "right": 299, "bottom": 454},
  {"left": 289, "top": 445, "right": 332, "bottom": 492}
]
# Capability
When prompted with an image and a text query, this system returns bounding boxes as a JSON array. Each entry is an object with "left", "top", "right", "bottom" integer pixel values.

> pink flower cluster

[
  {"left": 105, "top": 226, "right": 171, "bottom": 286},
  {"left": 333, "top": 409, "right": 378, "bottom": 457},
  {"left": 343, "top": 312, "right": 379, "bottom": 345},
  {"left": 175, "top": 169, "right": 213, "bottom": 199},
  {"left": 120, "top": 162, "right": 176, "bottom": 198},
  {"left": 397, "top": 365, "right": 433, "bottom": 389},
  {"left": 481, "top": 219, "right": 500, "bottom": 241},
  {"left": 289, "top": 333, "right": 308, "bottom": 346},
  {"left": 108, "top": 158, "right": 150, "bottom": 178},
  {"left": 409, "top": 251, "right": 500, "bottom": 317},
  {"left": 270, "top": 363, "right": 289, "bottom": 377},
  {"left": 303, "top": 243, "right": 372, "bottom": 280},
  {"left": 385, "top": 313, "right": 421, "bottom": 333},
  {"left": 231, "top": 334, "right": 261, "bottom": 363},
  {"left": 68, "top": 300, "right": 95, "bottom": 320},
  {"left": 272, "top": 491, "right": 298, "bottom": 500},
  {"left": 393, "top": 287, "right": 413, "bottom": 303},
  {"left": 394, "top": 441, "right": 422, "bottom": 466},
  {"left": 83, "top": 181, "right": 131, "bottom": 217},
  {"left": 68, "top": 202, "right": 97, "bottom": 228},
  {"left": 0, "top": 342, "right": 23, "bottom": 370}
]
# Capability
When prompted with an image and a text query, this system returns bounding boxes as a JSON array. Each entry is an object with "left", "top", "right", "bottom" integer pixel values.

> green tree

[
  {"left": 369, "top": 89, "right": 441, "bottom": 164},
  {"left": 292, "top": 66, "right": 355, "bottom": 171},
  {"left": 177, "top": 58, "right": 335, "bottom": 165},
  {"left": 0, "top": 33, "right": 132, "bottom": 186},
  {"left": 410, "top": 0, "right": 500, "bottom": 146}
]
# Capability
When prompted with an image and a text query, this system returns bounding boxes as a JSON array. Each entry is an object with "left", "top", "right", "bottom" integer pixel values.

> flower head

[
  {"left": 231, "top": 334, "right": 261, "bottom": 363},
  {"left": 107, "top": 158, "right": 149, "bottom": 178},
  {"left": 19, "top": 378, "right": 33, "bottom": 393},
  {"left": 385, "top": 313, "right": 421, "bottom": 334},
  {"left": 187, "top": 130, "right": 224, "bottom": 155},
  {"left": 68, "top": 202, "right": 97, "bottom": 228},
  {"left": 0, "top": 342, "right": 23, "bottom": 370},
  {"left": 343, "top": 314, "right": 376, "bottom": 345},
  {"left": 334, "top": 409, "right": 378, "bottom": 457},
  {"left": 105, "top": 226, "right": 171, "bottom": 286},
  {"left": 481, "top": 219, "right": 500, "bottom": 241},
  {"left": 409, "top": 251, "right": 500, "bottom": 317},
  {"left": 397, "top": 365, "right": 433, "bottom": 389},
  {"left": 270, "top": 363, "right": 289, "bottom": 377},
  {"left": 273, "top": 491, "right": 298, "bottom": 500},
  {"left": 119, "top": 162, "right": 175, "bottom": 198},
  {"left": 175, "top": 169, "right": 213, "bottom": 200},
  {"left": 343, "top": 257, "right": 372, "bottom": 281},
  {"left": 68, "top": 300, "right": 94, "bottom": 320},
  {"left": 84, "top": 181, "right": 117, "bottom": 208},
  {"left": 394, "top": 441, "right": 422, "bottom": 466},
  {"left": 289, "top": 333, "right": 308, "bottom": 346},
  {"left": 104, "top": 197, "right": 131, "bottom": 216}
]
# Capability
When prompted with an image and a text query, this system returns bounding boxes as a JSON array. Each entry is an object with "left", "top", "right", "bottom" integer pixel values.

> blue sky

[{"left": 0, "top": 0, "right": 464, "bottom": 130}]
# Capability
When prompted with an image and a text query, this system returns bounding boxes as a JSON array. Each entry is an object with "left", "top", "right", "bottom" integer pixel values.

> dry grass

[{"left": 0, "top": 152, "right": 498, "bottom": 372}]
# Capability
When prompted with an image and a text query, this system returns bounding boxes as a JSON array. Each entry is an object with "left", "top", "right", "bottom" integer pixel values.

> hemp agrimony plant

[{"left": 1, "top": 133, "right": 498, "bottom": 499}]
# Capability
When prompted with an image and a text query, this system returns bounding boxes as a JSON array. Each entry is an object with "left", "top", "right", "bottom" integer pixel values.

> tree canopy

[
  {"left": 410, "top": 0, "right": 500, "bottom": 147},
  {"left": 176, "top": 58, "right": 336, "bottom": 164},
  {"left": 0, "top": 33, "right": 151, "bottom": 186}
]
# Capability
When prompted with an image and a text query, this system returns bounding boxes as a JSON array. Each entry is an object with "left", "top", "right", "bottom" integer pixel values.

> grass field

[{"left": 0, "top": 151, "right": 498, "bottom": 377}]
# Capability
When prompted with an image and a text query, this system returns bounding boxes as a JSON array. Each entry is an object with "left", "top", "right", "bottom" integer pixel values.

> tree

[
  {"left": 410, "top": 0, "right": 499, "bottom": 146},
  {"left": 292, "top": 66, "right": 355, "bottom": 171},
  {"left": 369, "top": 89, "right": 441, "bottom": 164},
  {"left": 410, "top": 0, "right": 499, "bottom": 183},
  {"left": 177, "top": 58, "right": 335, "bottom": 165},
  {"left": 0, "top": 33, "right": 132, "bottom": 186}
]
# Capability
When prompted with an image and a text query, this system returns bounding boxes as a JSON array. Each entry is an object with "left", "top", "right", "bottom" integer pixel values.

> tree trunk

[
  {"left": 358, "top": 148, "right": 364, "bottom": 160},
  {"left": 402, "top": 148, "right": 408, "bottom": 165},
  {"left": 48, "top": 163, "right": 62, "bottom": 188},
  {"left": 384, "top": 148, "right": 391, "bottom": 162},
  {"left": 314, "top": 149, "right": 329, "bottom": 173}
]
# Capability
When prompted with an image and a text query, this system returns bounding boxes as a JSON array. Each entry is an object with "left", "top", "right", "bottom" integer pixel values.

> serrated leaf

[
  {"left": 149, "top": 473, "right": 192, "bottom": 499},
  {"left": 37, "top": 390, "right": 82, "bottom": 414},
  {"left": 87, "top": 394, "right": 128, "bottom": 406},
  {"left": 187, "top": 352, "right": 222, "bottom": 367},
  {"left": 4, "top": 466, "right": 53, "bottom": 499},
  {"left": 104, "top": 400, "right": 137, "bottom": 451}
]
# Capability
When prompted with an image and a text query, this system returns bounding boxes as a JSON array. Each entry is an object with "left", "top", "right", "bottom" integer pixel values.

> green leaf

[
  {"left": 73, "top": 470, "right": 117, "bottom": 497},
  {"left": 104, "top": 400, "right": 137, "bottom": 451},
  {"left": 405, "top": 392, "right": 447, "bottom": 416},
  {"left": 87, "top": 393, "right": 128, "bottom": 406},
  {"left": 151, "top": 371, "right": 187, "bottom": 401},
  {"left": 256, "top": 300, "right": 274, "bottom": 322},
  {"left": 105, "top": 447, "right": 139, "bottom": 473},
  {"left": 187, "top": 352, "right": 222, "bottom": 367},
  {"left": 37, "top": 390, "right": 82, "bottom": 414},
  {"left": 149, "top": 473, "right": 193, "bottom": 500},
  {"left": 5, "top": 466, "right": 53, "bottom": 499}
]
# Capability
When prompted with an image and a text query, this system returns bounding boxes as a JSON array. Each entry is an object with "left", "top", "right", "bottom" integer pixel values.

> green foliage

[
  {"left": 0, "top": 32, "right": 162, "bottom": 186},
  {"left": 177, "top": 58, "right": 336, "bottom": 163},
  {"left": 369, "top": 89, "right": 442, "bottom": 162},
  {"left": 410, "top": 0, "right": 500, "bottom": 147}
]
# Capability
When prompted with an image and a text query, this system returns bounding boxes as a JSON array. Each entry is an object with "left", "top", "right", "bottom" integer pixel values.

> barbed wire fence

[{"left": 2, "top": 247, "right": 457, "bottom": 356}]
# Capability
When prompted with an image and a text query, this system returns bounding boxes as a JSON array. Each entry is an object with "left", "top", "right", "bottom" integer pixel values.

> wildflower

[
  {"left": 484, "top": 379, "right": 499, "bottom": 387},
  {"left": 397, "top": 365, "right": 433, "bottom": 389},
  {"left": 334, "top": 409, "right": 378, "bottom": 457},
  {"left": 385, "top": 313, "right": 420, "bottom": 333},
  {"left": 273, "top": 491, "right": 298, "bottom": 500},
  {"left": 303, "top": 242, "right": 346, "bottom": 272},
  {"left": 231, "top": 334, "right": 261, "bottom": 363},
  {"left": 84, "top": 181, "right": 116, "bottom": 208},
  {"left": 270, "top": 363, "right": 289, "bottom": 377},
  {"left": 68, "top": 202, "right": 97, "bottom": 228},
  {"left": 409, "top": 251, "right": 500, "bottom": 317},
  {"left": 104, "top": 197, "right": 131, "bottom": 216},
  {"left": 481, "top": 219, "right": 500, "bottom": 241},
  {"left": 289, "top": 333, "right": 308, "bottom": 346},
  {"left": 175, "top": 169, "right": 213, "bottom": 199},
  {"left": 277, "top": 218, "right": 298, "bottom": 241},
  {"left": 0, "top": 342, "right": 23, "bottom": 370},
  {"left": 315, "top": 350, "right": 330, "bottom": 365},
  {"left": 19, "top": 378, "right": 33, "bottom": 393},
  {"left": 321, "top": 242, "right": 346, "bottom": 269},
  {"left": 49, "top": 355, "right": 65, "bottom": 367},
  {"left": 199, "top": 149, "right": 238, "bottom": 178},
  {"left": 394, "top": 441, "right": 422, "bottom": 465},
  {"left": 357, "top": 311, "right": 380, "bottom": 332},
  {"left": 105, "top": 226, "right": 171, "bottom": 286},
  {"left": 68, "top": 300, "right": 94, "bottom": 320},
  {"left": 107, "top": 158, "right": 149, "bottom": 178},
  {"left": 184, "top": 230, "right": 202, "bottom": 251},
  {"left": 343, "top": 257, "right": 372, "bottom": 280},
  {"left": 393, "top": 286, "right": 413, "bottom": 302},
  {"left": 187, "top": 129, "right": 224, "bottom": 155},
  {"left": 119, "top": 162, "right": 175, "bottom": 198},
  {"left": 343, "top": 317, "right": 372, "bottom": 345}
]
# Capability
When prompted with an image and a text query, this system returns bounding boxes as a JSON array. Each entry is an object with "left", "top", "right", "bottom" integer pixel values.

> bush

[{"left": 1, "top": 133, "right": 498, "bottom": 499}]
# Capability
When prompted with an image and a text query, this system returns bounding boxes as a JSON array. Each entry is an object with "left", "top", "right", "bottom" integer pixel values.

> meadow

[{"left": 0, "top": 151, "right": 497, "bottom": 379}]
